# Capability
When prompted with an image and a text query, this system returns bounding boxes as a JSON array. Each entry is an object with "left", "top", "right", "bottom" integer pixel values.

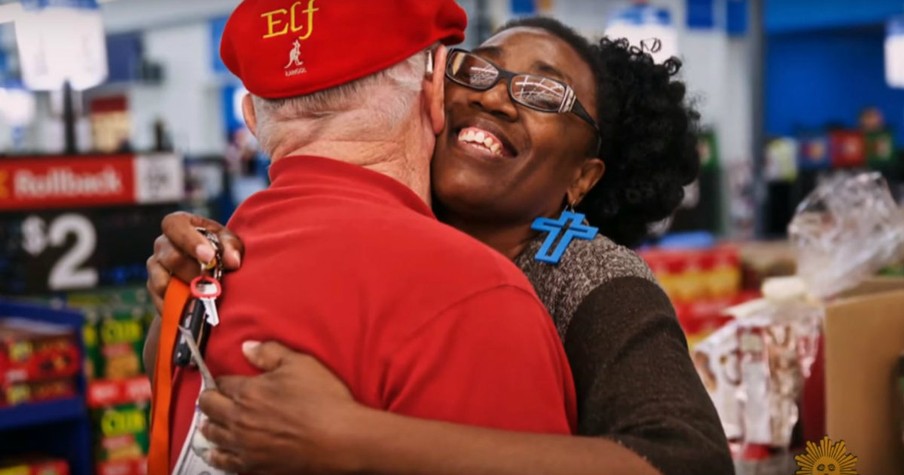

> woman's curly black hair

[{"left": 500, "top": 17, "right": 701, "bottom": 248}]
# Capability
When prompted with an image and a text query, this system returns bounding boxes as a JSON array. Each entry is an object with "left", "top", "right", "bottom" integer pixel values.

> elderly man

[{"left": 146, "top": 1, "right": 576, "bottom": 473}]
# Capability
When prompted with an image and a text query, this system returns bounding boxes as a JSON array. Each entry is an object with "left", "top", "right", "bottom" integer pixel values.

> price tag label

[
  {"left": 0, "top": 154, "right": 184, "bottom": 295},
  {"left": 22, "top": 212, "right": 99, "bottom": 290},
  {"left": 0, "top": 204, "right": 180, "bottom": 294}
]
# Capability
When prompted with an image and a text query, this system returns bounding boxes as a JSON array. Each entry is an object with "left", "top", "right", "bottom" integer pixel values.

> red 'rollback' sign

[{"left": 0, "top": 154, "right": 183, "bottom": 210}]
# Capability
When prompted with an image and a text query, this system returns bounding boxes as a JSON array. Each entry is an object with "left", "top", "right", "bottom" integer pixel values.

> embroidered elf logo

[{"left": 260, "top": 0, "right": 318, "bottom": 77}]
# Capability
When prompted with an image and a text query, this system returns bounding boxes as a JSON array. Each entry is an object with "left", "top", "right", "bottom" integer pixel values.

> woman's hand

[
  {"left": 198, "top": 342, "right": 366, "bottom": 475},
  {"left": 145, "top": 211, "right": 244, "bottom": 313}
]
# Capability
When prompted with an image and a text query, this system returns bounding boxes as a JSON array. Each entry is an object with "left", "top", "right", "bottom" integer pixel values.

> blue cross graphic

[{"left": 531, "top": 210, "right": 599, "bottom": 264}]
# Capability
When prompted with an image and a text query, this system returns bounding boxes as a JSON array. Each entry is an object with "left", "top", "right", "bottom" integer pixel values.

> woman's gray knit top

[{"left": 515, "top": 235, "right": 735, "bottom": 475}]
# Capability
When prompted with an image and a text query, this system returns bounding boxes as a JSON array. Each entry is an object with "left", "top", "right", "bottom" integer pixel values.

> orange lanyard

[{"left": 148, "top": 279, "right": 191, "bottom": 475}]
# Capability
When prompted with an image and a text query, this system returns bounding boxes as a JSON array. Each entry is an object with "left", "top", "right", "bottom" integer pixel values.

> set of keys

[
  {"left": 171, "top": 230, "right": 232, "bottom": 474},
  {"left": 173, "top": 228, "right": 223, "bottom": 368}
]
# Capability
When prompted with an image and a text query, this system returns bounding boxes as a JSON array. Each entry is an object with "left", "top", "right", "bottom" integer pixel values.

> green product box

[
  {"left": 91, "top": 403, "right": 151, "bottom": 462},
  {"left": 64, "top": 286, "right": 154, "bottom": 381},
  {"left": 697, "top": 129, "right": 720, "bottom": 171},
  {"left": 86, "top": 306, "right": 149, "bottom": 381},
  {"left": 866, "top": 131, "right": 895, "bottom": 168}
]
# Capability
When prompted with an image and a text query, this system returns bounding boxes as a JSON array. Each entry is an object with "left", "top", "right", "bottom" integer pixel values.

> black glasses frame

[{"left": 445, "top": 48, "right": 602, "bottom": 142}]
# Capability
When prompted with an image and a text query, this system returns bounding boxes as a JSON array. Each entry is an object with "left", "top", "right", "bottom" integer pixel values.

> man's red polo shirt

[{"left": 169, "top": 156, "right": 577, "bottom": 470}]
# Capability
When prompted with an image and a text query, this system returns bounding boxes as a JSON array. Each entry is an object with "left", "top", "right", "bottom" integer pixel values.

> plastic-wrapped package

[
  {"left": 789, "top": 172, "right": 904, "bottom": 299},
  {"left": 693, "top": 321, "right": 742, "bottom": 440},
  {"left": 733, "top": 285, "right": 821, "bottom": 448},
  {"left": 695, "top": 172, "right": 904, "bottom": 452}
]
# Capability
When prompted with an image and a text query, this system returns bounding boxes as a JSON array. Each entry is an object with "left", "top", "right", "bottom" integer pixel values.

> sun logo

[{"left": 795, "top": 436, "right": 859, "bottom": 475}]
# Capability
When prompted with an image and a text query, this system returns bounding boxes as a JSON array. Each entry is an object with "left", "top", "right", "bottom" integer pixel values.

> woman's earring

[{"left": 530, "top": 203, "right": 599, "bottom": 264}]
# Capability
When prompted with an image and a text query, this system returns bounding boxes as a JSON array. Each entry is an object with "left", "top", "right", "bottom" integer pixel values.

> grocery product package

[{"left": 694, "top": 172, "right": 904, "bottom": 465}]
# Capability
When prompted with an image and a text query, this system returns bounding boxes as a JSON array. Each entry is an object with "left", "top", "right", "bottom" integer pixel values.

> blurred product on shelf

[
  {"left": 89, "top": 401, "right": 149, "bottom": 472},
  {"left": 81, "top": 305, "right": 148, "bottom": 381},
  {"left": 0, "top": 458, "right": 70, "bottom": 475},
  {"left": 866, "top": 130, "right": 896, "bottom": 167},
  {"left": 0, "top": 319, "right": 80, "bottom": 407},
  {"left": 695, "top": 172, "right": 904, "bottom": 473},
  {"left": 762, "top": 103, "right": 901, "bottom": 242},
  {"left": 797, "top": 133, "right": 831, "bottom": 171},
  {"left": 765, "top": 138, "right": 799, "bottom": 183},
  {"left": 665, "top": 129, "right": 724, "bottom": 237},
  {"left": 58, "top": 287, "right": 153, "bottom": 475},
  {"left": 726, "top": 160, "right": 757, "bottom": 240},
  {"left": 3, "top": 379, "right": 78, "bottom": 407},
  {"left": 828, "top": 130, "right": 867, "bottom": 169},
  {"left": 0, "top": 301, "right": 92, "bottom": 475},
  {"left": 640, "top": 243, "right": 752, "bottom": 349},
  {"left": 24, "top": 287, "right": 154, "bottom": 475},
  {"left": 88, "top": 96, "right": 132, "bottom": 154}
]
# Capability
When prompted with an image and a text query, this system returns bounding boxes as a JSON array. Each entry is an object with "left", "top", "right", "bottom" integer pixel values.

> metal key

[
  {"left": 178, "top": 326, "right": 216, "bottom": 390},
  {"left": 174, "top": 298, "right": 209, "bottom": 367},
  {"left": 173, "top": 228, "right": 224, "bottom": 367},
  {"left": 191, "top": 276, "right": 222, "bottom": 327}
]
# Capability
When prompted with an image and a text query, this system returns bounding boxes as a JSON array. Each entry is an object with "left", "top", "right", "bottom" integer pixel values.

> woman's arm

[
  {"left": 344, "top": 408, "right": 661, "bottom": 475},
  {"left": 198, "top": 341, "right": 661, "bottom": 475},
  {"left": 196, "top": 283, "right": 733, "bottom": 475},
  {"left": 563, "top": 276, "right": 735, "bottom": 475}
]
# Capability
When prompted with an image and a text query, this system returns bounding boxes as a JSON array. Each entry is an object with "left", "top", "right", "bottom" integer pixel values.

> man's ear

[
  {"left": 424, "top": 45, "right": 448, "bottom": 134},
  {"left": 242, "top": 94, "right": 258, "bottom": 137}
]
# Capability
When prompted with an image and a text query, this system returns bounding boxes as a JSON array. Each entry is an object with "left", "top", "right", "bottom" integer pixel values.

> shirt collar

[{"left": 268, "top": 155, "right": 435, "bottom": 219}]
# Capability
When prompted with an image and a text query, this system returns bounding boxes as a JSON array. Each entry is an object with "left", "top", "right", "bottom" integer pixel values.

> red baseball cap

[{"left": 221, "top": 0, "right": 468, "bottom": 99}]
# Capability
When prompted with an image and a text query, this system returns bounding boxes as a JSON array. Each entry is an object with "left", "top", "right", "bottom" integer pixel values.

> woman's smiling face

[{"left": 431, "top": 27, "right": 602, "bottom": 226}]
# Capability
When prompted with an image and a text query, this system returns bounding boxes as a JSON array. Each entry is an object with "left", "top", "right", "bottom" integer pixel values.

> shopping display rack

[{"left": 0, "top": 300, "right": 93, "bottom": 475}]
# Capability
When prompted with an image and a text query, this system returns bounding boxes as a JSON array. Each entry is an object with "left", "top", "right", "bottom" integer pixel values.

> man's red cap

[{"left": 221, "top": 0, "right": 467, "bottom": 99}]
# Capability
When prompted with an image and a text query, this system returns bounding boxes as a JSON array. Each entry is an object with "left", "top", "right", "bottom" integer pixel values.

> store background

[{"left": 0, "top": 0, "right": 902, "bottom": 474}]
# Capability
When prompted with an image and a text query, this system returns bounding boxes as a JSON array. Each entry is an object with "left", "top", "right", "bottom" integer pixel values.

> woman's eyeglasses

[{"left": 445, "top": 48, "right": 601, "bottom": 145}]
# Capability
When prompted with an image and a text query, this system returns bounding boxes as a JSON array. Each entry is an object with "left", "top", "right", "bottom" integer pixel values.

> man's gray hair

[{"left": 251, "top": 48, "right": 433, "bottom": 157}]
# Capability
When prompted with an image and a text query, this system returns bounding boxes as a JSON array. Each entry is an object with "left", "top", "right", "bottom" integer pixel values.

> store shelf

[
  {"left": 0, "top": 301, "right": 93, "bottom": 475},
  {"left": 0, "top": 397, "right": 87, "bottom": 432}
]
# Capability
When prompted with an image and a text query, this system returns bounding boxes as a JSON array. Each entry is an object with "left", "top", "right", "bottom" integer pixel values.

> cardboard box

[{"left": 823, "top": 278, "right": 904, "bottom": 474}]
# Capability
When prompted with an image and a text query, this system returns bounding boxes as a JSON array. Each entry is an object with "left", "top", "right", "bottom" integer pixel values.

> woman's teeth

[{"left": 458, "top": 128, "right": 503, "bottom": 156}]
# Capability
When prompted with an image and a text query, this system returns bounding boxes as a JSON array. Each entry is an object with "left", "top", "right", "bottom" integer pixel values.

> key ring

[
  {"left": 195, "top": 228, "right": 224, "bottom": 280},
  {"left": 190, "top": 275, "right": 222, "bottom": 299}
]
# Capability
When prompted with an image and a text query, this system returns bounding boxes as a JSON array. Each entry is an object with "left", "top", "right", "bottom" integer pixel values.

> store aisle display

[
  {"left": 66, "top": 287, "right": 153, "bottom": 475},
  {"left": 0, "top": 319, "right": 81, "bottom": 407},
  {"left": 0, "top": 153, "right": 183, "bottom": 474},
  {"left": 763, "top": 107, "right": 900, "bottom": 237},
  {"left": 697, "top": 173, "right": 904, "bottom": 473},
  {"left": 640, "top": 239, "right": 756, "bottom": 350},
  {"left": 0, "top": 301, "right": 91, "bottom": 475}
]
